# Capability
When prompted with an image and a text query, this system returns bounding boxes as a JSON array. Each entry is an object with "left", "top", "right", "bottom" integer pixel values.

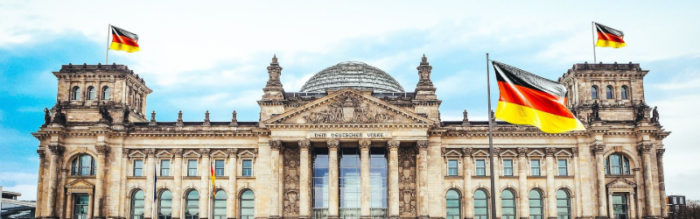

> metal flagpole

[
  {"left": 106, "top": 24, "right": 111, "bottom": 64},
  {"left": 592, "top": 22, "right": 597, "bottom": 63},
  {"left": 485, "top": 53, "right": 497, "bottom": 219}
]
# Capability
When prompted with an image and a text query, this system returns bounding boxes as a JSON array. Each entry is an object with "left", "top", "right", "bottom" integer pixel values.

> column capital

[
  {"left": 327, "top": 139, "right": 339, "bottom": 149},
  {"left": 270, "top": 140, "right": 282, "bottom": 150},
  {"left": 637, "top": 142, "right": 653, "bottom": 154},
  {"left": 545, "top": 147, "right": 556, "bottom": 157},
  {"left": 359, "top": 139, "right": 371, "bottom": 150},
  {"left": 591, "top": 143, "right": 605, "bottom": 154},
  {"left": 462, "top": 147, "right": 472, "bottom": 157},
  {"left": 95, "top": 145, "right": 110, "bottom": 155},
  {"left": 572, "top": 147, "right": 579, "bottom": 156},
  {"left": 145, "top": 148, "right": 156, "bottom": 157},
  {"left": 416, "top": 140, "right": 428, "bottom": 149},
  {"left": 37, "top": 149, "right": 46, "bottom": 158},
  {"left": 173, "top": 148, "right": 183, "bottom": 157},
  {"left": 657, "top": 148, "right": 665, "bottom": 158},
  {"left": 517, "top": 147, "right": 528, "bottom": 157},
  {"left": 48, "top": 144, "right": 64, "bottom": 155},
  {"left": 298, "top": 139, "right": 311, "bottom": 150},
  {"left": 227, "top": 148, "right": 238, "bottom": 158},
  {"left": 199, "top": 148, "right": 210, "bottom": 157},
  {"left": 387, "top": 140, "right": 400, "bottom": 149}
]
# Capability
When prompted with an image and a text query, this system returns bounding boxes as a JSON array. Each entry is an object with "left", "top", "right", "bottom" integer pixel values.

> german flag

[
  {"left": 492, "top": 61, "right": 585, "bottom": 133},
  {"left": 595, "top": 22, "right": 626, "bottom": 48},
  {"left": 109, "top": 25, "right": 140, "bottom": 52}
]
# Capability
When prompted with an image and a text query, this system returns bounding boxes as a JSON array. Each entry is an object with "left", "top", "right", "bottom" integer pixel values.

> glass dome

[{"left": 300, "top": 61, "right": 405, "bottom": 93}]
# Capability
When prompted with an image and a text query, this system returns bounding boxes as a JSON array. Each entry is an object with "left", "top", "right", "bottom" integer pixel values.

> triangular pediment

[
  {"left": 443, "top": 148, "right": 463, "bottom": 157},
  {"left": 607, "top": 177, "right": 637, "bottom": 188},
  {"left": 265, "top": 89, "right": 434, "bottom": 126},
  {"left": 499, "top": 149, "right": 518, "bottom": 157},
  {"left": 527, "top": 149, "right": 545, "bottom": 157},
  {"left": 66, "top": 179, "right": 94, "bottom": 189},
  {"left": 156, "top": 150, "right": 173, "bottom": 158},
  {"left": 555, "top": 149, "right": 573, "bottom": 157},
  {"left": 472, "top": 149, "right": 490, "bottom": 157},
  {"left": 128, "top": 150, "right": 146, "bottom": 158}
]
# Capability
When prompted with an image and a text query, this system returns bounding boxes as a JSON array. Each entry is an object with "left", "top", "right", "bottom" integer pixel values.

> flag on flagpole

[
  {"left": 109, "top": 25, "right": 140, "bottom": 52},
  {"left": 210, "top": 161, "right": 216, "bottom": 198},
  {"left": 594, "top": 22, "right": 626, "bottom": 48},
  {"left": 492, "top": 61, "right": 585, "bottom": 133}
]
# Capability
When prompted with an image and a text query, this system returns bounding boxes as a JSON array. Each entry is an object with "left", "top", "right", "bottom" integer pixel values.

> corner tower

[{"left": 51, "top": 63, "right": 152, "bottom": 124}]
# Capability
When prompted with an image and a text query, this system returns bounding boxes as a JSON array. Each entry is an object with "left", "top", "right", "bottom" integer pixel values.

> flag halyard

[{"left": 492, "top": 61, "right": 585, "bottom": 133}]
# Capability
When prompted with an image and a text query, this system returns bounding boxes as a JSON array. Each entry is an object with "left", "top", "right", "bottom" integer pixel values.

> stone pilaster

[
  {"left": 173, "top": 149, "right": 183, "bottom": 219},
  {"left": 46, "top": 144, "right": 64, "bottom": 218},
  {"left": 94, "top": 144, "right": 110, "bottom": 219},
  {"left": 417, "top": 140, "right": 429, "bottom": 218},
  {"left": 638, "top": 142, "right": 657, "bottom": 217},
  {"left": 199, "top": 148, "right": 210, "bottom": 219},
  {"left": 592, "top": 143, "right": 607, "bottom": 218},
  {"left": 656, "top": 148, "right": 667, "bottom": 217},
  {"left": 227, "top": 148, "right": 238, "bottom": 219},
  {"left": 462, "top": 147, "right": 474, "bottom": 219},
  {"left": 359, "top": 139, "right": 371, "bottom": 218},
  {"left": 545, "top": 147, "right": 557, "bottom": 219},
  {"left": 387, "top": 140, "right": 400, "bottom": 218},
  {"left": 270, "top": 140, "right": 282, "bottom": 219},
  {"left": 145, "top": 148, "right": 156, "bottom": 219},
  {"left": 517, "top": 147, "right": 529, "bottom": 218},
  {"left": 298, "top": 139, "right": 311, "bottom": 218},
  {"left": 327, "top": 139, "right": 340, "bottom": 218}
]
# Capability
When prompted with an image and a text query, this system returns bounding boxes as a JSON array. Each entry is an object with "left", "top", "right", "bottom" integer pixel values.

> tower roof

[{"left": 299, "top": 61, "right": 404, "bottom": 93}]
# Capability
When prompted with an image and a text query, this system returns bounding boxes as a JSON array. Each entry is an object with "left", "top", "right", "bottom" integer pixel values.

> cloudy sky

[{"left": 2, "top": 1, "right": 699, "bottom": 200}]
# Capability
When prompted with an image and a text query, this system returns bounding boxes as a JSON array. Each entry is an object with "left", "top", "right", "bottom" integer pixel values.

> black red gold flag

[
  {"left": 109, "top": 25, "right": 140, "bottom": 52},
  {"left": 595, "top": 22, "right": 626, "bottom": 48},
  {"left": 492, "top": 61, "right": 585, "bottom": 133}
]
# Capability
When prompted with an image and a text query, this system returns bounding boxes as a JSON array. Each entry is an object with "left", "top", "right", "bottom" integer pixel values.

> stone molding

[
  {"left": 270, "top": 140, "right": 282, "bottom": 150},
  {"left": 387, "top": 140, "right": 400, "bottom": 149},
  {"left": 416, "top": 140, "right": 428, "bottom": 149},
  {"left": 327, "top": 139, "right": 339, "bottom": 149},
  {"left": 358, "top": 139, "right": 371, "bottom": 150},
  {"left": 298, "top": 139, "right": 311, "bottom": 149}
]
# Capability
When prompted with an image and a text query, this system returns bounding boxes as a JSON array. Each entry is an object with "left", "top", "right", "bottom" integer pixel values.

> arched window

[
  {"left": 474, "top": 189, "right": 489, "bottom": 219},
  {"left": 591, "top": 86, "right": 598, "bottom": 99},
  {"left": 529, "top": 189, "right": 544, "bottom": 219},
  {"left": 102, "top": 86, "right": 111, "bottom": 100},
  {"left": 446, "top": 189, "right": 461, "bottom": 219},
  {"left": 159, "top": 190, "right": 172, "bottom": 219},
  {"left": 240, "top": 190, "right": 254, "bottom": 219},
  {"left": 606, "top": 85, "right": 614, "bottom": 99},
  {"left": 605, "top": 153, "right": 631, "bottom": 175},
  {"left": 130, "top": 190, "right": 145, "bottom": 219},
  {"left": 213, "top": 190, "right": 227, "bottom": 219},
  {"left": 556, "top": 189, "right": 571, "bottom": 219},
  {"left": 502, "top": 190, "right": 516, "bottom": 219},
  {"left": 87, "top": 86, "right": 96, "bottom": 100},
  {"left": 185, "top": 190, "right": 199, "bottom": 219},
  {"left": 71, "top": 86, "right": 81, "bottom": 100},
  {"left": 621, "top": 86, "right": 629, "bottom": 100},
  {"left": 71, "top": 154, "right": 95, "bottom": 176}
]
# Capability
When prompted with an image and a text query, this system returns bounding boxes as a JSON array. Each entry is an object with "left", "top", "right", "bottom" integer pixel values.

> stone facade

[{"left": 33, "top": 58, "right": 669, "bottom": 219}]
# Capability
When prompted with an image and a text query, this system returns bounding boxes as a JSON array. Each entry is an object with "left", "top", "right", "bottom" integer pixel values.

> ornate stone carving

[
  {"left": 146, "top": 148, "right": 156, "bottom": 157},
  {"left": 637, "top": 142, "right": 653, "bottom": 154},
  {"left": 387, "top": 140, "right": 400, "bottom": 149},
  {"left": 99, "top": 105, "right": 113, "bottom": 124},
  {"left": 270, "top": 140, "right": 282, "bottom": 150},
  {"left": 149, "top": 110, "right": 156, "bottom": 126},
  {"left": 517, "top": 147, "right": 528, "bottom": 157},
  {"left": 416, "top": 140, "right": 428, "bottom": 149},
  {"left": 198, "top": 148, "right": 210, "bottom": 157},
  {"left": 359, "top": 139, "right": 371, "bottom": 150},
  {"left": 283, "top": 146, "right": 300, "bottom": 217},
  {"left": 43, "top": 107, "right": 51, "bottom": 127},
  {"left": 657, "top": 148, "right": 665, "bottom": 158},
  {"left": 545, "top": 147, "right": 556, "bottom": 157},
  {"left": 96, "top": 145, "right": 110, "bottom": 155},
  {"left": 302, "top": 94, "right": 396, "bottom": 124},
  {"left": 176, "top": 110, "right": 183, "bottom": 127},
  {"left": 48, "top": 145, "right": 64, "bottom": 155},
  {"left": 203, "top": 110, "right": 211, "bottom": 126},
  {"left": 462, "top": 147, "right": 472, "bottom": 157},
  {"left": 591, "top": 143, "right": 605, "bottom": 154},
  {"left": 298, "top": 139, "right": 311, "bottom": 150},
  {"left": 398, "top": 146, "right": 417, "bottom": 217},
  {"left": 462, "top": 110, "right": 469, "bottom": 126},
  {"left": 230, "top": 110, "right": 238, "bottom": 126},
  {"left": 327, "top": 139, "right": 339, "bottom": 149},
  {"left": 227, "top": 148, "right": 238, "bottom": 158},
  {"left": 173, "top": 148, "right": 183, "bottom": 156}
]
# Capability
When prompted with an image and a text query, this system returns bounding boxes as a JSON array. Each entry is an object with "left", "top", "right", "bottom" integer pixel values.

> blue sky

[{"left": 2, "top": 1, "right": 700, "bottom": 200}]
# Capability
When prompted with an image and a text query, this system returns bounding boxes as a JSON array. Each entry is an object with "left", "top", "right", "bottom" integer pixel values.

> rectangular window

[
  {"left": 475, "top": 159, "right": 486, "bottom": 176},
  {"left": 215, "top": 159, "right": 225, "bottom": 176},
  {"left": 531, "top": 159, "right": 541, "bottom": 176},
  {"left": 242, "top": 159, "right": 253, "bottom": 177},
  {"left": 558, "top": 159, "right": 568, "bottom": 176},
  {"left": 133, "top": 160, "right": 143, "bottom": 176},
  {"left": 187, "top": 159, "right": 197, "bottom": 176},
  {"left": 447, "top": 159, "right": 458, "bottom": 176},
  {"left": 503, "top": 159, "right": 513, "bottom": 176},
  {"left": 160, "top": 159, "right": 170, "bottom": 176}
]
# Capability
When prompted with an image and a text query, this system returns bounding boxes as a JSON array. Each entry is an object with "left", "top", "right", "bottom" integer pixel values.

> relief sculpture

[
  {"left": 398, "top": 146, "right": 417, "bottom": 217},
  {"left": 302, "top": 94, "right": 396, "bottom": 124},
  {"left": 283, "top": 147, "right": 300, "bottom": 217}
]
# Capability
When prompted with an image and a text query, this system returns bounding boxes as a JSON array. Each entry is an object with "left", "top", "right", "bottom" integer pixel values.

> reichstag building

[{"left": 33, "top": 55, "right": 669, "bottom": 219}]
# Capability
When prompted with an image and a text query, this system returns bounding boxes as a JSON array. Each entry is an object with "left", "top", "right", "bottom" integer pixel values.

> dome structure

[{"left": 300, "top": 61, "right": 405, "bottom": 93}]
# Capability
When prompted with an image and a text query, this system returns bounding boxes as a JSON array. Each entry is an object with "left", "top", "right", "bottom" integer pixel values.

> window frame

[
  {"left": 529, "top": 189, "right": 544, "bottom": 219},
  {"left": 606, "top": 85, "right": 614, "bottom": 99},
  {"left": 557, "top": 159, "right": 568, "bottom": 176},
  {"left": 475, "top": 159, "right": 486, "bottom": 176},
  {"left": 130, "top": 190, "right": 145, "bottom": 219},
  {"left": 158, "top": 190, "right": 172, "bottom": 219},
  {"left": 71, "top": 86, "right": 82, "bottom": 101},
  {"left": 71, "top": 154, "right": 95, "bottom": 176},
  {"left": 447, "top": 159, "right": 459, "bottom": 176},
  {"left": 187, "top": 159, "right": 198, "bottom": 177},
  {"left": 213, "top": 190, "right": 227, "bottom": 219},
  {"left": 474, "top": 189, "right": 489, "bottom": 219},
  {"left": 160, "top": 159, "right": 170, "bottom": 177},
  {"left": 242, "top": 159, "right": 253, "bottom": 177},
  {"left": 501, "top": 189, "right": 517, "bottom": 219},
  {"left": 185, "top": 190, "right": 199, "bottom": 219},
  {"left": 591, "top": 86, "right": 599, "bottom": 100},
  {"left": 215, "top": 159, "right": 225, "bottom": 176},
  {"left": 530, "top": 159, "right": 541, "bottom": 176},
  {"left": 133, "top": 159, "right": 144, "bottom": 177},
  {"left": 87, "top": 86, "right": 96, "bottom": 100},
  {"left": 621, "top": 85, "right": 629, "bottom": 100},
  {"left": 503, "top": 159, "right": 514, "bottom": 176},
  {"left": 605, "top": 153, "right": 631, "bottom": 176},
  {"left": 556, "top": 189, "right": 571, "bottom": 219},
  {"left": 240, "top": 190, "right": 255, "bottom": 219},
  {"left": 446, "top": 189, "right": 461, "bottom": 219},
  {"left": 102, "top": 86, "right": 111, "bottom": 100}
]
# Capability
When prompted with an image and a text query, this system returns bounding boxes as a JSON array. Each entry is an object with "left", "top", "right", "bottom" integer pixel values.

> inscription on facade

[{"left": 311, "top": 132, "right": 388, "bottom": 138}]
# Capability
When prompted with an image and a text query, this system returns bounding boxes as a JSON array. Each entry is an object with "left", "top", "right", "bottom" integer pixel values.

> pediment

[
  {"left": 499, "top": 149, "right": 518, "bottom": 157},
  {"left": 183, "top": 150, "right": 201, "bottom": 158},
  {"left": 66, "top": 179, "right": 94, "bottom": 189},
  {"left": 210, "top": 149, "right": 228, "bottom": 158},
  {"left": 607, "top": 177, "right": 637, "bottom": 188},
  {"left": 443, "top": 148, "right": 463, "bottom": 157},
  {"left": 527, "top": 149, "right": 545, "bottom": 157},
  {"left": 156, "top": 150, "right": 173, "bottom": 158},
  {"left": 238, "top": 149, "right": 257, "bottom": 158},
  {"left": 128, "top": 150, "right": 146, "bottom": 158},
  {"left": 264, "top": 89, "right": 434, "bottom": 126},
  {"left": 555, "top": 149, "right": 573, "bottom": 157},
  {"left": 472, "top": 149, "right": 490, "bottom": 157}
]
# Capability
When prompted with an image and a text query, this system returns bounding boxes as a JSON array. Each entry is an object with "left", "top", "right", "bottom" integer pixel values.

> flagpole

[
  {"left": 106, "top": 24, "right": 110, "bottom": 64},
  {"left": 592, "top": 21, "right": 597, "bottom": 63},
  {"left": 485, "top": 53, "right": 497, "bottom": 219}
]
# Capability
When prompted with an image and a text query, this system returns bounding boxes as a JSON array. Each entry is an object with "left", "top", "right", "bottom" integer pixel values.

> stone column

[
  {"left": 46, "top": 144, "right": 64, "bottom": 219},
  {"left": 226, "top": 149, "right": 238, "bottom": 219},
  {"left": 592, "top": 143, "right": 607, "bottom": 218},
  {"left": 638, "top": 142, "right": 657, "bottom": 217},
  {"left": 518, "top": 147, "right": 529, "bottom": 219},
  {"left": 270, "top": 140, "right": 282, "bottom": 219},
  {"left": 387, "top": 140, "right": 400, "bottom": 218},
  {"left": 572, "top": 148, "right": 582, "bottom": 219},
  {"left": 145, "top": 148, "right": 156, "bottom": 219},
  {"left": 462, "top": 147, "right": 474, "bottom": 219},
  {"left": 35, "top": 149, "right": 46, "bottom": 219},
  {"left": 298, "top": 139, "right": 311, "bottom": 218},
  {"left": 94, "top": 144, "right": 109, "bottom": 219},
  {"left": 656, "top": 148, "right": 667, "bottom": 217},
  {"left": 199, "top": 149, "right": 211, "bottom": 219},
  {"left": 327, "top": 139, "right": 340, "bottom": 218},
  {"left": 359, "top": 139, "right": 372, "bottom": 218},
  {"left": 416, "top": 141, "right": 429, "bottom": 219},
  {"left": 545, "top": 148, "right": 557, "bottom": 219},
  {"left": 173, "top": 149, "right": 183, "bottom": 219}
]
